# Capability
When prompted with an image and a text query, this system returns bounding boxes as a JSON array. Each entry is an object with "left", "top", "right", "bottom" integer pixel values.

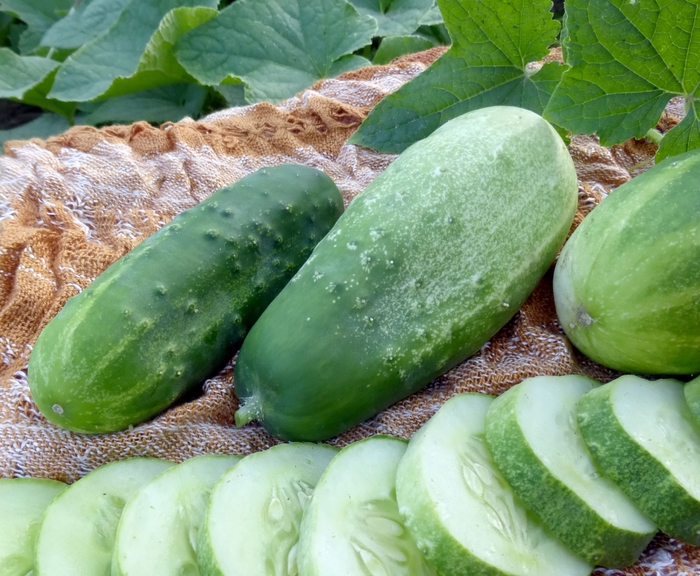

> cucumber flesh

[
  {"left": 578, "top": 375, "right": 700, "bottom": 543},
  {"left": 396, "top": 393, "right": 592, "bottom": 576},
  {"left": 198, "top": 443, "right": 338, "bottom": 576},
  {"left": 297, "top": 435, "right": 435, "bottom": 576},
  {"left": 485, "top": 375, "right": 656, "bottom": 567},
  {"left": 0, "top": 478, "right": 66, "bottom": 576},
  {"left": 34, "top": 458, "right": 174, "bottom": 576},
  {"left": 112, "top": 454, "right": 241, "bottom": 576}
]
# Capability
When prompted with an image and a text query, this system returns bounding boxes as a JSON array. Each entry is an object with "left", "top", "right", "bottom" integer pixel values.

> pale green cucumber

[
  {"left": 396, "top": 393, "right": 592, "bottom": 576},
  {"left": 553, "top": 148, "right": 700, "bottom": 374},
  {"left": 112, "top": 454, "right": 241, "bottom": 576},
  {"left": 197, "top": 443, "right": 338, "bottom": 576},
  {"left": 35, "top": 458, "right": 174, "bottom": 576},
  {"left": 297, "top": 435, "right": 435, "bottom": 576},
  {"left": 577, "top": 375, "right": 700, "bottom": 544},
  {"left": 485, "top": 375, "right": 656, "bottom": 567},
  {"left": 234, "top": 106, "right": 578, "bottom": 441},
  {"left": 0, "top": 478, "right": 66, "bottom": 576}
]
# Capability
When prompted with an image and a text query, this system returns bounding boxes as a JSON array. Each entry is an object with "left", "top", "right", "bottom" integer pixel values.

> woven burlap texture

[{"left": 0, "top": 49, "right": 697, "bottom": 574}]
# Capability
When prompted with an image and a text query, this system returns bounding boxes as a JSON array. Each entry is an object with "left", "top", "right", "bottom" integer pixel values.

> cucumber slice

[
  {"left": 485, "top": 375, "right": 657, "bottom": 567},
  {"left": 35, "top": 458, "right": 174, "bottom": 576},
  {"left": 396, "top": 393, "right": 592, "bottom": 576},
  {"left": 198, "top": 443, "right": 338, "bottom": 576},
  {"left": 577, "top": 375, "right": 700, "bottom": 544},
  {"left": 297, "top": 435, "right": 435, "bottom": 576},
  {"left": 0, "top": 477, "right": 66, "bottom": 576},
  {"left": 684, "top": 374, "right": 700, "bottom": 425},
  {"left": 112, "top": 454, "right": 241, "bottom": 576}
]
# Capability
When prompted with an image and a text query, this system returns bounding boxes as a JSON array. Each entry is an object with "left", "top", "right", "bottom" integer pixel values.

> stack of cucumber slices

[{"left": 5, "top": 373, "right": 700, "bottom": 575}]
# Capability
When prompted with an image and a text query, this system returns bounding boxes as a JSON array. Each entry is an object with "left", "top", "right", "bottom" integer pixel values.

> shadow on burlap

[{"left": 0, "top": 48, "right": 696, "bottom": 574}]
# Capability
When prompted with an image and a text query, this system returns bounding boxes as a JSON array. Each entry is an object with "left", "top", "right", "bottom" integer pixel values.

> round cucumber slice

[
  {"left": 577, "top": 375, "right": 700, "bottom": 544},
  {"left": 198, "top": 443, "right": 337, "bottom": 576},
  {"left": 396, "top": 393, "right": 592, "bottom": 576},
  {"left": 485, "top": 375, "right": 656, "bottom": 567},
  {"left": 0, "top": 477, "right": 66, "bottom": 576},
  {"left": 112, "top": 454, "right": 241, "bottom": 576},
  {"left": 297, "top": 435, "right": 435, "bottom": 576},
  {"left": 35, "top": 457, "right": 174, "bottom": 576}
]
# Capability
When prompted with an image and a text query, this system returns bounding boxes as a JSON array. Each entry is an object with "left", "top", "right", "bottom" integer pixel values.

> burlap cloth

[{"left": 0, "top": 47, "right": 696, "bottom": 574}]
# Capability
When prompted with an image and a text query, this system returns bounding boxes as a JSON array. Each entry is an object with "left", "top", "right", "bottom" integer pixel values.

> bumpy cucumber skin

[
  {"left": 554, "top": 148, "right": 700, "bottom": 374},
  {"left": 485, "top": 378, "right": 656, "bottom": 567},
  {"left": 234, "top": 106, "right": 578, "bottom": 441},
  {"left": 577, "top": 377, "right": 700, "bottom": 544},
  {"left": 28, "top": 165, "right": 344, "bottom": 433}
]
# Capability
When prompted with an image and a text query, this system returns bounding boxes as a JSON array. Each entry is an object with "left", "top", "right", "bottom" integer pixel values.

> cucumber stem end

[{"left": 235, "top": 400, "right": 260, "bottom": 427}]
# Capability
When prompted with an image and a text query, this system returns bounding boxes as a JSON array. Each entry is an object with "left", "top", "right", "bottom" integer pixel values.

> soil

[{"left": 0, "top": 98, "right": 42, "bottom": 130}]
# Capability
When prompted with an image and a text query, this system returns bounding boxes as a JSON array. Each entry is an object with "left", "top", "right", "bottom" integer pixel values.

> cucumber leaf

[
  {"left": 0, "top": 0, "right": 72, "bottom": 53},
  {"left": 76, "top": 84, "right": 207, "bottom": 125},
  {"left": 40, "top": 0, "right": 131, "bottom": 50},
  {"left": 349, "top": 0, "right": 562, "bottom": 153},
  {"left": 657, "top": 102, "right": 700, "bottom": 162},
  {"left": 373, "top": 35, "right": 437, "bottom": 65},
  {"left": 0, "top": 46, "right": 58, "bottom": 98},
  {"left": 0, "top": 112, "right": 70, "bottom": 151},
  {"left": 175, "top": 0, "right": 377, "bottom": 104},
  {"left": 48, "top": 0, "right": 218, "bottom": 103},
  {"left": 347, "top": 0, "right": 436, "bottom": 37},
  {"left": 544, "top": 0, "right": 700, "bottom": 161}
]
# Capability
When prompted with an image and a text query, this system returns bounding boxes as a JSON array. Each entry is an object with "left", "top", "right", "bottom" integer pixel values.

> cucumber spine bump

[
  {"left": 28, "top": 165, "right": 344, "bottom": 433},
  {"left": 234, "top": 106, "right": 579, "bottom": 441}
]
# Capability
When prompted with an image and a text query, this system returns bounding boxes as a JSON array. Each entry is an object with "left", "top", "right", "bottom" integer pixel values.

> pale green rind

[
  {"left": 485, "top": 375, "right": 656, "bottom": 567},
  {"left": 297, "top": 435, "right": 435, "bottom": 576},
  {"left": 112, "top": 454, "right": 241, "bottom": 576},
  {"left": 34, "top": 458, "right": 174, "bottom": 576},
  {"left": 235, "top": 106, "right": 578, "bottom": 441},
  {"left": 396, "top": 393, "right": 592, "bottom": 576},
  {"left": 198, "top": 443, "right": 338, "bottom": 576},
  {"left": 554, "top": 148, "right": 700, "bottom": 374},
  {"left": 685, "top": 375, "right": 700, "bottom": 426},
  {"left": 0, "top": 478, "right": 66, "bottom": 576},
  {"left": 577, "top": 376, "right": 700, "bottom": 544}
]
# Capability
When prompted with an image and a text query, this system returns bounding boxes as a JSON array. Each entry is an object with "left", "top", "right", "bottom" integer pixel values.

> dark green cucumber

[
  {"left": 553, "top": 148, "right": 700, "bottom": 374},
  {"left": 234, "top": 106, "right": 578, "bottom": 441},
  {"left": 28, "top": 165, "right": 343, "bottom": 433}
]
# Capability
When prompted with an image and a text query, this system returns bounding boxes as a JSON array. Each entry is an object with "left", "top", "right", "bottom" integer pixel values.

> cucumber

[
  {"left": 112, "top": 454, "right": 241, "bottom": 576},
  {"left": 35, "top": 457, "right": 173, "bottom": 576},
  {"left": 28, "top": 164, "right": 344, "bottom": 433},
  {"left": 297, "top": 435, "right": 435, "bottom": 576},
  {"left": 484, "top": 375, "right": 656, "bottom": 567},
  {"left": 396, "top": 393, "right": 592, "bottom": 576},
  {"left": 0, "top": 478, "right": 66, "bottom": 576},
  {"left": 553, "top": 148, "right": 700, "bottom": 374},
  {"left": 577, "top": 375, "right": 700, "bottom": 544},
  {"left": 197, "top": 442, "right": 338, "bottom": 576},
  {"left": 234, "top": 106, "right": 578, "bottom": 441}
]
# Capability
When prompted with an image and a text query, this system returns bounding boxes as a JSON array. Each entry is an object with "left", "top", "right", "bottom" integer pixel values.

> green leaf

[
  {"left": 373, "top": 35, "right": 436, "bottom": 65},
  {"left": 347, "top": 0, "right": 436, "bottom": 37},
  {"left": 175, "top": 0, "right": 377, "bottom": 103},
  {"left": 0, "top": 112, "right": 69, "bottom": 151},
  {"left": 544, "top": 0, "right": 700, "bottom": 158},
  {"left": 350, "top": 0, "right": 562, "bottom": 153},
  {"left": 657, "top": 102, "right": 700, "bottom": 162},
  {"left": 0, "top": 46, "right": 58, "bottom": 98},
  {"left": 419, "top": 2, "right": 443, "bottom": 25},
  {"left": 76, "top": 83, "right": 207, "bottom": 125},
  {"left": 0, "top": 0, "right": 72, "bottom": 53},
  {"left": 48, "top": 0, "right": 218, "bottom": 103},
  {"left": 41, "top": 0, "right": 132, "bottom": 50}
]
